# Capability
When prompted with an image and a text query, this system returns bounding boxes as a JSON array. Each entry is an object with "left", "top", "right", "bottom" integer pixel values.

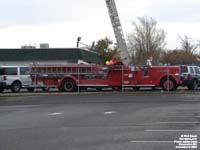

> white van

[{"left": 0, "top": 66, "right": 34, "bottom": 93}]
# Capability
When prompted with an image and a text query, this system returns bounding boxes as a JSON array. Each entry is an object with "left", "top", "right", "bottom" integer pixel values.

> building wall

[
  {"left": 0, "top": 48, "right": 101, "bottom": 66},
  {"left": 0, "top": 60, "right": 75, "bottom": 66}
]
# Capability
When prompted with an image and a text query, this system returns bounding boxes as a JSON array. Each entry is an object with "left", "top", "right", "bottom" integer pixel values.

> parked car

[
  {"left": 0, "top": 66, "right": 34, "bottom": 93},
  {"left": 180, "top": 65, "right": 200, "bottom": 90}
]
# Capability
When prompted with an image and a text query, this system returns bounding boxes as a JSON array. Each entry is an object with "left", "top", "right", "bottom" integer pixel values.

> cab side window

[
  {"left": 20, "top": 67, "right": 30, "bottom": 75},
  {"left": 5, "top": 68, "right": 17, "bottom": 75}
]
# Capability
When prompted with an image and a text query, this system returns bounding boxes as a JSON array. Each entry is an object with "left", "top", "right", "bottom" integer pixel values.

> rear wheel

[
  {"left": 11, "top": 81, "right": 21, "bottom": 93},
  {"left": 61, "top": 79, "right": 77, "bottom": 92},
  {"left": 161, "top": 78, "right": 176, "bottom": 91}
]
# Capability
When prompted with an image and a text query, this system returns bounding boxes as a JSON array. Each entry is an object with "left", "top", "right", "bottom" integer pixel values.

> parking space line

[
  {"left": 104, "top": 111, "right": 117, "bottom": 115},
  {"left": 146, "top": 129, "right": 200, "bottom": 132},
  {"left": 155, "top": 122, "right": 200, "bottom": 124},
  {"left": 48, "top": 112, "right": 63, "bottom": 116}
]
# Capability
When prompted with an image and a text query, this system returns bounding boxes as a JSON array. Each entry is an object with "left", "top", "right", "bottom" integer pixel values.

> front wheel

[
  {"left": 161, "top": 78, "right": 176, "bottom": 91},
  {"left": 11, "top": 81, "right": 21, "bottom": 93},
  {"left": 60, "top": 79, "right": 77, "bottom": 92},
  {"left": 188, "top": 80, "right": 198, "bottom": 90}
]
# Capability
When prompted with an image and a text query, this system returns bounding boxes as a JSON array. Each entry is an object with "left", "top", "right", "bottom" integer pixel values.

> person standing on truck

[{"left": 146, "top": 57, "right": 153, "bottom": 66}]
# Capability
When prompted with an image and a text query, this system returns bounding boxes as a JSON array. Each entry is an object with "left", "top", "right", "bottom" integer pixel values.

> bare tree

[
  {"left": 161, "top": 50, "right": 199, "bottom": 65},
  {"left": 179, "top": 35, "right": 198, "bottom": 54},
  {"left": 127, "top": 17, "right": 166, "bottom": 65},
  {"left": 161, "top": 35, "right": 199, "bottom": 65}
]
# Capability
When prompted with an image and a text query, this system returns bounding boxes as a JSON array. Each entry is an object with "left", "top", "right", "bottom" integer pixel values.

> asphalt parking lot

[{"left": 0, "top": 92, "right": 200, "bottom": 150}]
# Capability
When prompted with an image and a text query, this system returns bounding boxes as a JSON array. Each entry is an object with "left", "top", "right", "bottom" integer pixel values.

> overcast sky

[{"left": 0, "top": 0, "right": 200, "bottom": 50}]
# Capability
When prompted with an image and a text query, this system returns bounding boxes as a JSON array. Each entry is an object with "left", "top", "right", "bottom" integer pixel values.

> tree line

[{"left": 93, "top": 16, "right": 200, "bottom": 66}]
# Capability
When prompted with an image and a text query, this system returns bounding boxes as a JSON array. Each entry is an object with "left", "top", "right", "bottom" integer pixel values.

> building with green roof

[{"left": 0, "top": 48, "right": 101, "bottom": 65}]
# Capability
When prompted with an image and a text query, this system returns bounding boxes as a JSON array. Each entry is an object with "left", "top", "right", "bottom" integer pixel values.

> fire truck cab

[{"left": 124, "top": 65, "right": 181, "bottom": 91}]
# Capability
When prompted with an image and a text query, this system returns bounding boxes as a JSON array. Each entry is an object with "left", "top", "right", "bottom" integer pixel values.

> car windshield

[{"left": 180, "top": 66, "right": 188, "bottom": 73}]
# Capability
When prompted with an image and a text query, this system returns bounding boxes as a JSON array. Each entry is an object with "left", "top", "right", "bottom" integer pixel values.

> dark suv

[{"left": 180, "top": 65, "right": 200, "bottom": 90}]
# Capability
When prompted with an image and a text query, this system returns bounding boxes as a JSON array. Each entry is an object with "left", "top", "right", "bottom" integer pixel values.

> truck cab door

[{"left": 142, "top": 67, "right": 149, "bottom": 77}]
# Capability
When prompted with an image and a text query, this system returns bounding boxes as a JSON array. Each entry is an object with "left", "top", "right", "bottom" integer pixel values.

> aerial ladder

[{"left": 105, "top": 0, "right": 131, "bottom": 65}]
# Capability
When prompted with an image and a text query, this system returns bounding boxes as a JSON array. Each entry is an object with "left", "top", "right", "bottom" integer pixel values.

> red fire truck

[
  {"left": 29, "top": 0, "right": 181, "bottom": 92},
  {"left": 30, "top": 63, "right": 182, "bottom": 92}
]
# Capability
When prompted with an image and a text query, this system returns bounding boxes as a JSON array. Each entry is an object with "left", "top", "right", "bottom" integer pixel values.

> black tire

[
  {"left": 11, "top": 81, "right": 21, "bottom": 93},
  {"left": 161, "top": 78, "right": 176, "bottom": 91},
  {"left": 27, "top": 87, "right": 35, "bottom": 92},
  {"left": 61, "top": 79, "right": 77, "bottom": 92},
  {"left": 0, "top": 87, "right": 4, "bottom": 93},
  {"left": 188, "top": 80, "right": 198, "bottom": 90}
]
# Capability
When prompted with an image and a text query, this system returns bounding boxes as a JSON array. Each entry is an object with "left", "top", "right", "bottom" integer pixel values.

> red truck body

[{"left": 30, "top": 64, "right": 182, "bottom": 92}]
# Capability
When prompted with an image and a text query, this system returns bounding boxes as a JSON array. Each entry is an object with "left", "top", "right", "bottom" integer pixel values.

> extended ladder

[{"left": 105, "top": 0, "right": 131, "bottom": 65}]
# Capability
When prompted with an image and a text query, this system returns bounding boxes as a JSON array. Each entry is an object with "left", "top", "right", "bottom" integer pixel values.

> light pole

[
  {"left": 76, "top": 37, "right": 95, "bottom": 50},
  {"left": 77, "top": 37, "right": 81, "bottom": 48}
]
